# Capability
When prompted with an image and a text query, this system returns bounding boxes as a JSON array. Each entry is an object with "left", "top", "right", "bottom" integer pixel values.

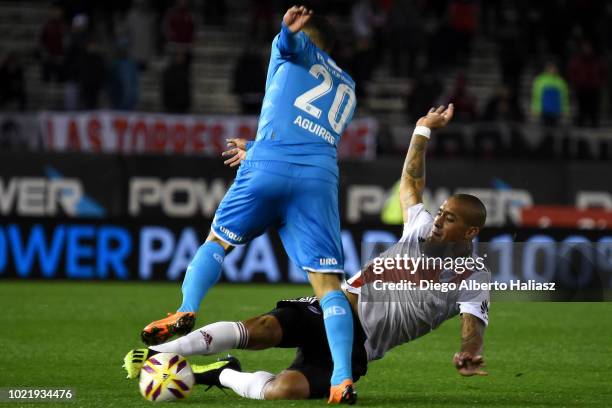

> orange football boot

[
  {"left": 141, "top": 312, "right": 195, "bottom": 345},
  {"left": 328, "top": 379, "right": 357, "bottom": 405}
]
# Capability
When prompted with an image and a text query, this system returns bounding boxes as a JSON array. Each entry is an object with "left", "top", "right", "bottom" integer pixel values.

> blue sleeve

[
  {"left": 246, "top": 141, "right": 254, "bottom": 151},
  {"left": 277, "top": 23, "right": 307, "bottom": 58}
]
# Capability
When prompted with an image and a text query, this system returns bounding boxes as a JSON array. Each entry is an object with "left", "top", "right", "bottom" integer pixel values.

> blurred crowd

[
  {"left": 3, "top": 0, "right": 199, "bottom": 113},
  {"left": 335, "top": 0, "right": 610, "bottom": 128},
  {"left": 0, "top": 0, "right": 611, "bottom": 130}
]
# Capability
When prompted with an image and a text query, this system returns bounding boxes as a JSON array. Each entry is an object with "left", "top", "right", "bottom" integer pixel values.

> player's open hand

[
  {"left": 416, "top": 104, "right": 454, "bottom": 129},
  {"left": 453, "top": 352, "right": 488, "bottom": 376},
  {"left": 283, "top": 5, "right": 313, "bottom": 33},
  {"left": 222, "top": 138, "right": 247, "bottom": 168}
]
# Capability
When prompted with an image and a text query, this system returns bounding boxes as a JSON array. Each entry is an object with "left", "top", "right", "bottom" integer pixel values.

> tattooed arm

[
  {"left": 399, "top": 133, "right": 427, "bottom": 210},
  {"left": 399, "top": 104, "right": 455, "bottom": 222},
  {"left": 453, "top": 313, "right": 488, "bottom": 376}
]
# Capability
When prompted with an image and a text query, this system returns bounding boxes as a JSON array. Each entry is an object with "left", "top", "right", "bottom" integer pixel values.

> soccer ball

[{"left": 138, "top": 353, "right": 195, "bottom": 402}]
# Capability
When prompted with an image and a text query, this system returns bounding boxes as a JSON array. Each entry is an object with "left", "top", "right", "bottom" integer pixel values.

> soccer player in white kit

[{"left": 124, "top": 104, "right": 490, "bottom": 401}]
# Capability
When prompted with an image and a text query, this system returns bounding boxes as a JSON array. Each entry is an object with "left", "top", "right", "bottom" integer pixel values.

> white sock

[
  {"left": 219, "top": 369, "right": 275, "bottom": 400},
  {"left": 150, "top": 321, "right": 249, "bottom": 356}
]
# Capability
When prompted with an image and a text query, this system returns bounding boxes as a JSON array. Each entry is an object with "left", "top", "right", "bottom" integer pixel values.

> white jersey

[{"left": 344, "top": 204, "right": 490, "bottom": 362}]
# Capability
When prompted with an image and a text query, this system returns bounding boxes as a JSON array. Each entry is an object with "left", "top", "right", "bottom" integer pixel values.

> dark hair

[
  {"left": 303, "top": 15, "right": 336, "bottom": 52},
  {"left": 452, "top": 193, "right": 487, "bottom": 229}
]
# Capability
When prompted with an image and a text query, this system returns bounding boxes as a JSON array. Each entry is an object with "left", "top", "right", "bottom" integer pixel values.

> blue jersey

[{"left": 246, "top": 24, "right": 357, "bottom": 178}]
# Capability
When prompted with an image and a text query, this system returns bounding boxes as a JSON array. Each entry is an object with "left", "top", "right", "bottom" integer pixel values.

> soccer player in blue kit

[{"left": 141, "top": 5, "right": 358, "bottom": 404}]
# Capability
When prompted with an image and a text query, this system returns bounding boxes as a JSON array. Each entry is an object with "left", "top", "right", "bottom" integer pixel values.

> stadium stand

[{"left": 0, "top": 0, "right": 611, "bottom": 159}]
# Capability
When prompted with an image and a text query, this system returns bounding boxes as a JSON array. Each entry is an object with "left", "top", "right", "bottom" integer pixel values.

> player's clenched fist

[
  {"left": 283, "top": 5, "right": 313, "bottom": 33},
  {"left": 453, "top": 352, "right": 488, "bottom": 376}
]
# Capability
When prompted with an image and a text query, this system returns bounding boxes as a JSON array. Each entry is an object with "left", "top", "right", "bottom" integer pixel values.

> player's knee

[
  {"left": 243, "top": 315, "right": 282, "bottom": 349},
  {"left": 308, "top": 272, "right": 342, "bottom": 299},
  {"left": 263, "top": 372, "right": 309, "bottom": 400},
  {"left": 206, "top": 231, "right": 232, "bottom": 250}
]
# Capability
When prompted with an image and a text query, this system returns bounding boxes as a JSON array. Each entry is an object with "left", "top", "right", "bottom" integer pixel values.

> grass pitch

[{"left": 1, "top": 281, "right": 611, "bottom": 408}]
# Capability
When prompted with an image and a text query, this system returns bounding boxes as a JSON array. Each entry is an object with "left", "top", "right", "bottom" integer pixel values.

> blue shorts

[{"left": 212, "top": 160, "right": 343, "bottom": 273}]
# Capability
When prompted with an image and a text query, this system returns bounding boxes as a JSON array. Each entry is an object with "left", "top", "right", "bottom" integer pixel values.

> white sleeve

[
  {"left": 458, "top": 301, "right": 489, "bottom": 326},
  {"left": 400, "top": 203, "right": 433, "bottom": 241},
  {"left": 457, "top": 269, "right": 490, "bottom": 326}
]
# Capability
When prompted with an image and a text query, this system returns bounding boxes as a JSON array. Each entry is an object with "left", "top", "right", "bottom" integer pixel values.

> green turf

[{"left": 1, "top": 281, "right": 611, "bottom": 407}]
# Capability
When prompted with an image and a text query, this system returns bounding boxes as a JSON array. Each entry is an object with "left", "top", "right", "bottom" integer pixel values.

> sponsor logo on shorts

[
  {"left": 218, "top": 225, "right": 243, "bottom": 243},
  {"left": 323, "top": 305, "right": 347, "bottom": 319},
  {"left": 319, "top": 258, "right": 338, "bottom": 266}
]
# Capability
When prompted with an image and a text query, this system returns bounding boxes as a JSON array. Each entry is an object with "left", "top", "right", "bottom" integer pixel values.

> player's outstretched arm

[
  {"left": 454, "top": 313, "right": 487, "bottom": 376},
  {"left": 277, "top": 6, "right": 312, "bottom": 57},
  {"left": 399, "top": 104, "right": 454, "bottom": 222},
  {"left": 283, "top": 5, "right": 313, "bottom": 33}
]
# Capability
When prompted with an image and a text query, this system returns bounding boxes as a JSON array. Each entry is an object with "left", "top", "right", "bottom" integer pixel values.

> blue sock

[
  {"left": 320, "top": 290, "right": 354, "bottom": 386},
  {"left": 177, "top": 242, "right": 225, "bottom": 313}
]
